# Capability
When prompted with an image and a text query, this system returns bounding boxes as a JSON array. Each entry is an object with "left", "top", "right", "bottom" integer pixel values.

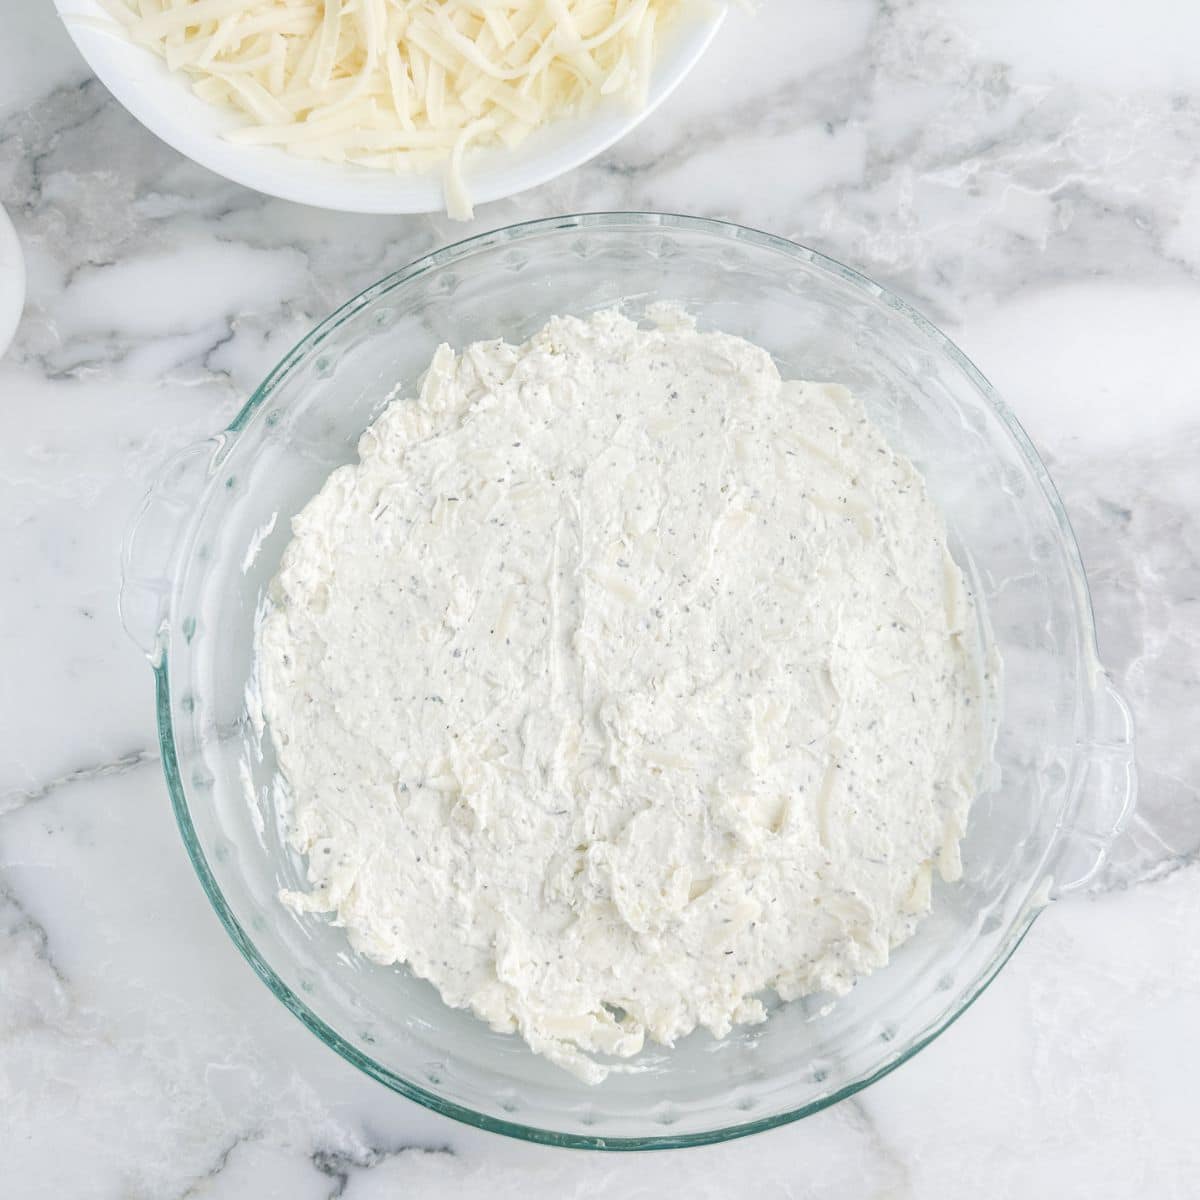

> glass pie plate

[{"left": 121, "top": 213, "right": 1136, "bottom": 1149}]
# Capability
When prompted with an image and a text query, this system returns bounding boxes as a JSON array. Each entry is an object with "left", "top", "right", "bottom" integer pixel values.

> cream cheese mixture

[{"left": 258, "top": 307, "right": 988, "bottom": 1082}]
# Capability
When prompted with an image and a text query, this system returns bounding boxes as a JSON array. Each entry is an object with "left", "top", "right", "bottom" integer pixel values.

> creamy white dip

[{"left": 258, "top": 308, "right": 988, "bottom": 1082}]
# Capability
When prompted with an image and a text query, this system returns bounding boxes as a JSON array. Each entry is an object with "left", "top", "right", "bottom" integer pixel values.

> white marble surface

[{"left": 2, "top": 1, "right": 1198, "bottom": 1195}]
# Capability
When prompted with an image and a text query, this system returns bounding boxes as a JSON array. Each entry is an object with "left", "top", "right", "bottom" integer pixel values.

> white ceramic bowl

[{"left": 54, "top": 1, "right": 726, "bottom": 214}]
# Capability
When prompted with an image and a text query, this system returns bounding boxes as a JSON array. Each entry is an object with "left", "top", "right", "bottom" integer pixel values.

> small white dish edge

[{"left": 0, "top": 204, "right": 25, "bottom": 360}]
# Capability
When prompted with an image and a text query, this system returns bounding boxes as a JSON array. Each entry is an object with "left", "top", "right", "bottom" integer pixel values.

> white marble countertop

[{"left": 2, "top": 2, "right": 1197, "bottom": 1195}]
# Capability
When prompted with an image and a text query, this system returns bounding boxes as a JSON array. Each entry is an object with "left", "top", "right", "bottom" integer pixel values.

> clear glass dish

[{"left": 121, "top": 213, "right": 1136, "bottom": 1149}]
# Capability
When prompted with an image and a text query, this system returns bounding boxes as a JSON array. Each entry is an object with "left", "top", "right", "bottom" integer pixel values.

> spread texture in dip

[{"left": 257, "top": 307, "right": 990, "bottom": 1082}]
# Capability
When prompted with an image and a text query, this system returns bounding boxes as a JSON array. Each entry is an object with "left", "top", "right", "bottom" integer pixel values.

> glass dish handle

[
  {"left": 1051, "top": 672, "right": 1137, "bottom": 898},
  {"left": 120, "top": 437, "right": 224, "bottom": 665}
]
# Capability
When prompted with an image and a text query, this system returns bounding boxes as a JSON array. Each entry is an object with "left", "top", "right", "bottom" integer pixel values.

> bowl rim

[
  {"left": 53, "top": 1, "right": 726, "bottom": 214},
  {"left": 154, "top": 211, "right": 1099, "bottom": 1149}
]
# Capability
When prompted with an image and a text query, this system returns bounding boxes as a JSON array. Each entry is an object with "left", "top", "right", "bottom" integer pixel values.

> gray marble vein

[
  {"left": 312, "top": 1144, "right": 456, "bottom": 1199},
  {"left": 0, "top": 748, "right": 157, "bottom": 817}
]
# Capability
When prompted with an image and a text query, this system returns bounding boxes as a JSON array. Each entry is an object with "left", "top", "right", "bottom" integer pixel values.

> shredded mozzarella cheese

[{"left": 104, "top": 0, "right": 694, "bottom": 217}]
